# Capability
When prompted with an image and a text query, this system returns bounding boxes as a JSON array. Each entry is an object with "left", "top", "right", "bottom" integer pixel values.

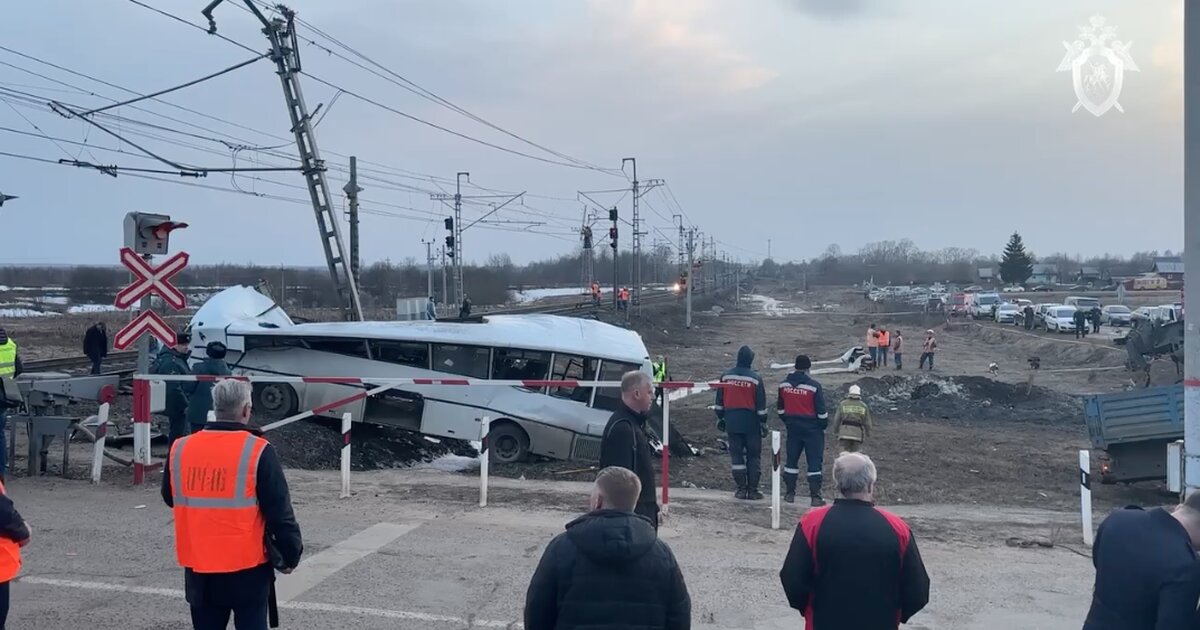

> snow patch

[
  {"left": 510, "top": 287, "right": 595, "bottom": 304},
  {"left": 0, "top": 308, "right": 58, "bottom": 318},
  {"left": 68, "top": 304, "right": 122, "bottom": 314},
  {"left": 410, "top": 454, "right": 480, "bottom": 473},
  {"left": 40, "top": 296, "right": 70, "bottom": 305},
  {"left": 743, "top": 294, "right": 806, "bottom": 317}
]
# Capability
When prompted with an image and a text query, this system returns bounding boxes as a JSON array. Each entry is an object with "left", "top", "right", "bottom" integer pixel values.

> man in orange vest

[
  {"left": 0, "top": 478, "right": 29, "bottom": 628},
  {"left": 876, "top": 327, "right": 890, "bottom": 367},
  {"left": 162, "top": 379, "right": 303, "bottom": 629}
]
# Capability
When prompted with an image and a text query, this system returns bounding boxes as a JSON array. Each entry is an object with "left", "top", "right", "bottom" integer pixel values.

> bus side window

[
  {"left": 492, "top": 348, "right": 551, "bottom": 383},
  {"left": 549, "top": 354, "right": 596, "bottom": 402},
  {"left": 304, "top": 337, "right": 369, "bottom": 358},
  {"left": 432, "top": 344, "right": 491, "bottom": 379},
  {"left": 370, "top": 341, "right": 431, "bottom": 369},
  {"left": 592, "top": 360, "right": 639, "bottom": 412}
]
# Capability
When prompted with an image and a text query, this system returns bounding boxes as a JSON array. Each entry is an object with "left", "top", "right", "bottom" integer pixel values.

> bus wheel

[
  {"left": 489, "top": 421, "right": 529, "bottom": 464},
  {"left": 254, "top": 383, "right": 298, "bottom": 421}
]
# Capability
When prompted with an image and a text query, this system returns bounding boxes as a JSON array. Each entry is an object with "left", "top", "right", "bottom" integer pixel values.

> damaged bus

[{"left": 188, "top": 286, "right": 653, "bottom": 464}]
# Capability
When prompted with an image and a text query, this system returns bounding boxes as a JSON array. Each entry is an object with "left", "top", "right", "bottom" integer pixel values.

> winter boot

[
  {"left": 733, "top": 470, "right": 748, "bottom": 500},
  {"left": 783, "top": 473, "right": 797, "bottom": 503},
  {"left": 745, "top": 470, "right": 763, "bottom": 500},
  {"left": 809, "top": 478, "right": 826, "bottom": 507}
]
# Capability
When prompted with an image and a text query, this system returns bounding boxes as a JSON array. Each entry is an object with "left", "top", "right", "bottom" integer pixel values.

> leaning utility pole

[
  {"left": 344, "top": 156, "right": 362, "bottom": 289},
  {"left": 203, "top": 1, "right": 362, "bottom": 320},
  {"left": 1185, "top": 0, "right": 1200, "bottom": 496}
]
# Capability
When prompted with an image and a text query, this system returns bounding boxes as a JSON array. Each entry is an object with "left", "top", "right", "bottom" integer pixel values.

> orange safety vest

[
  {"left": 866, "top": 328, "right": 878, "bottom": 348},
  {"left": 170, "top": 430, "right": 269, "bottom": 573},
  {"left": 877, "top": 331, "right": 890, "bottom": 348},
  {"left": 0, "top": 481, "right": 20, "bottom": 582}
]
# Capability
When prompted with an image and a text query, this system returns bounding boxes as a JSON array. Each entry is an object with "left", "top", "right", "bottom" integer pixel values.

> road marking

[
  {"left": 18, "top": 576, "right": 523, "bottom": 628},
  {"left": 277, "top": 521, "right": 421, "bottom": 603}
]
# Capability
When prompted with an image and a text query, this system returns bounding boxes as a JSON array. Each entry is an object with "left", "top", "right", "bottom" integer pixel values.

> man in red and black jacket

[
  {"left": 777, "top": 355, "right": 828, "bottom": 506},
  {"left": 714, "top": 345, "right": 768, "bottom": 500},
  {"left": 780, "top": 452, "right": 930, "bottom": 630}
]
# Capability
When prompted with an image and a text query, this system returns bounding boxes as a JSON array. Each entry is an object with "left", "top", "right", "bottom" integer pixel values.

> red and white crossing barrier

[
  {"left": 133, "top": 374, "right": 740, "bottom": 518},
  {"left": 91, "top": 403, "right": 110, "bottom": 484}
]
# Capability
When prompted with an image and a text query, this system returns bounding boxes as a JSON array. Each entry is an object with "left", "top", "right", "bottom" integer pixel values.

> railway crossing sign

[
  {"left": 114, "top": 247, "right": 189, "bottom": 310},
  {"left": 113, "top": 310, "right": 176, "bottom": 350}
]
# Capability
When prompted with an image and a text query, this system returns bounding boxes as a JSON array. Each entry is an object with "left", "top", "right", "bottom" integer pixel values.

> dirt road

[{"left": 10, "top": 469, "right": 1094, "bottom": 630}]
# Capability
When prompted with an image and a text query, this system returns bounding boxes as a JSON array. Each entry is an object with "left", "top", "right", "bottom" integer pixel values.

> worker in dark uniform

[
  {"left": 152, "top": 332, "right": 192, "bottom": 446},
  {"left": 715, "top": 346, "right": 768, "bottom": 500},
  {"left": 162, "top": 379, "right": 302, "bottom": 630},
  {"left": 185, "top": 342, "right": 232, "bottom": 435},
  {"left": 1073, "top": 309, "right": 1088, "bottom": 339},
  {"left": 777, "top": 355, "right": 829, "bottom": 506},
  {"left": 1023, "top": 304, "right": 1035, "bottom": 330},
  {"left": 1091, "top": 306, "right": 1103, "bottom": 334}
]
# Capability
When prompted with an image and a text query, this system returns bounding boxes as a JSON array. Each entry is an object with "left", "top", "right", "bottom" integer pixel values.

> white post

[
  {"left": 661, "top": 393, "right": 670, "bottom": 518},
  {"left": 1080, "top": 449, "right": 1094, "bottom": 547},
  {"left": 90, "top": 403, "right": 110, "bottom": 484},
  {"left": 339, "top": 412, "right": 352, "bottom": 499},
  {"left": 206, "top": 410, "right": 215, "bottom": 423},
  {"left": 133, "top": 419, "right": 151, "bottom": 480},
  {"left": 771, "top": 430, "right": 782, "bottom": 530},
  {"left": 479, "top": 415, "right": 490, "bottom": 508}
]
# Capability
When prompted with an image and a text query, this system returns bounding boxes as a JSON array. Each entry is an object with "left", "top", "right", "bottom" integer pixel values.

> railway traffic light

[
  {"left": 608, "top": 208, "right": 618, "bottom": 222},
  {"left": 444, "top": 217, "right": 453, "bottom": 231},
  {"left": 445, "top": 235, "right": 455, "bottom": 257},
  {"left": 124, "top": 212, "right": 188, "bottom": 255},
  {"left": 609, "top": 227, "right": 618, "bottom": 249}
]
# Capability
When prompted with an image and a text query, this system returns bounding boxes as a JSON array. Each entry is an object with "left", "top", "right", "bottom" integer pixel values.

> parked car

[
  {"left": 1100, "top": 304, "right": 1132, "bottom": 327},
  {"left": 1064, "top": 296, "right": 1102, "bottom": 312},
  {"left": 1032, "top": 285, "right": 1053, "bottom": 292},
  {"left": 1033, "top": 303, "right": 1060, "bottom": 329},
  {"left": 994, "top": 303, "right": 1020, "bottom": 324},
  {"left": 1044, "top": 306, "right": 1079, "bottom": 333},
  {"left": 1003, "top": 285, "right": 1026, "bottom": 293},
  {"left": 969, "top": 293, "right": 1001, "bottom": 320},
  {"left": 1015, "top": 298, "right": 1033, "bottom": 307},
  {"left": 964, "top": 285, "right": 983, "bottom": 292}
]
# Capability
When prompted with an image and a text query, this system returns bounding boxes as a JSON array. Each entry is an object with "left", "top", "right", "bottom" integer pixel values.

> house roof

[
  {"left": 1080, "top": 266, "right": 1100, "bottom": 275},
  {"left": 1153, "top": 261, "right": 1185, "bottom": 274},
  {"left": 1031, "top": 264, "right": 1058, "bottom": 274}
]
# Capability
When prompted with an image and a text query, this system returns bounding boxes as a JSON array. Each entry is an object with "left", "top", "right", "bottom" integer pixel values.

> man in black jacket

[
  {"left": 83, "top": 322, "right": 108, "bottom": 374},
  {"left": 162, "top": 379, "right": 302, "bottom": 630},
  {"left": 524, "top": 466, "right": 690, "bottom": 630},
  {"left": 780, "top": 452, "right": 930, "bottom": 630},
  {"left": 599, "top": 370, "right": 659, "bottom": 529},
  {"left": 1083, "top": 493, "right": 1200, "bottom": 629}
]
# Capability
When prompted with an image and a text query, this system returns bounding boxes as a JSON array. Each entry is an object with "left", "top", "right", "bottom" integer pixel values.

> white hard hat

[{"left": 848, "top": 385, "right": 862, "bottom": 397}]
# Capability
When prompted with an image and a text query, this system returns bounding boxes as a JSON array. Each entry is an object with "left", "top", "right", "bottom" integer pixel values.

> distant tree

[{"left": 999, "top": 232, "right": 1034, "bottom": 285}]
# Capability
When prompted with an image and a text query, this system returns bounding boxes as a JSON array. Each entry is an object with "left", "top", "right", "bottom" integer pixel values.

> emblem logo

[{"left": 1056, "top": 16, "right": 1139, "bottom": 117}]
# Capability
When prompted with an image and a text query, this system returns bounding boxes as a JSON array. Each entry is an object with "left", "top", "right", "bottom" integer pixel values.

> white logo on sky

[{"left": 1055, "top": 16, "right": 1139, "bottom": 117}]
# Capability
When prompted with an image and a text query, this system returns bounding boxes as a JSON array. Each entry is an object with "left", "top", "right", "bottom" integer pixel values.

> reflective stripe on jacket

[
  {"left": 0, "top": 480, "right": 21, "bottom": 582},
  {"left": 170, "top": 431, "right": 269, "bottom": 573},
  {"left": 0, "top": 340, "right": 16, "bottom": 378},
  {"left": 653, "top": 361, "right": 667, "bottom": 383}
]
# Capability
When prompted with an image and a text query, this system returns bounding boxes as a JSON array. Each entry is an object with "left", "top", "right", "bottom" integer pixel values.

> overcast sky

[{"left": 0, "top": 0, "right": 1184, "bottom": 267}]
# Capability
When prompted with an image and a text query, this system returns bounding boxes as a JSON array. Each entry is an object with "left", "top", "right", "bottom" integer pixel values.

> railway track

[{"left": 22, "top": 289, "right": 693, "bottom": 375}]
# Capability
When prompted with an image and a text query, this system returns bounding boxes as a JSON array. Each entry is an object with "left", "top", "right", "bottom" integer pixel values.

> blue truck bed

[{"left": 1082, "top": 384, "right": 1183, "bottom": 482}]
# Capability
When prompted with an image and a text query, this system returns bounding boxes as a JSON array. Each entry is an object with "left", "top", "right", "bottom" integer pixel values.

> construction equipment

[
  {"left": 1083, "top": 383, "right": 1182, "bottom": 483},
  {"left": 10, "top": 373, "right": 120, "bottom": 477},
  {"left": 1116, "top": 318, "right": 1184, "bottom": 386}
]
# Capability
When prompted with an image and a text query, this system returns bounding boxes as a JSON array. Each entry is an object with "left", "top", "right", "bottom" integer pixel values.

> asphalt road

[{"left": 8, "top": 469, "right": 1094, "bottom": 629}]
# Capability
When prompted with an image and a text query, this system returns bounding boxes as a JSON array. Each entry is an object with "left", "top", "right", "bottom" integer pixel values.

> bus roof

[{"left": 231, "top": 313, "right": 649, "bottom": 363}]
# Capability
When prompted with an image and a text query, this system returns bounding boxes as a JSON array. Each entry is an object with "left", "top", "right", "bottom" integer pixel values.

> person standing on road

[
  {"left": 1073, "top": 309, "right": 1088, "bottom": 339},
  {"left": 876, "top": 328, "right": 890, "bottom": 367},
  {"left": 152, "top": 332, "right": 192, "bottom": 446},
  {"left": 777, "top": 355, "right": 828, "bottom": 506},
  {"left": 599, "top": 371, "right": 661, "bottom": 529},
  {"left": 0, "top": 327, "right": 22, "bottom": 482},
  {"left": 830, "top": 385, "right": 872, "bottom": 453},
  {"left": 425, "top": 296, "right": 437, "bottom": 321},
  {"left": 185, "top": 342, "right": 232, "bottom": 435},
  {"left": 892, "top": 330, "right": 904, "bottom": 370},
  {"left": 524, "top": 466, "right": 691, "bottom": 630},
  {"left": 652, "top": 355, "right": 669, "bottom": 408},
  {"left": 1023, "top": 305, "right": 1035, "bottom": 330},
  {"left": 83, "top": 321, "right": 108, "bottom": 375},
  {"left": 1091, "top": 306, "right": 1102, "bottom": 335},
  {"left": 780, "top": 452, "right": 930, "bottom": 630},
  {"left": 0, "top": 477, "right": 29, "bottom": 629},
  {"left": 715, "top": 346, "right": 768, "bottom": 501},
  {"left": 162, "top": 379, "right": 303, "bottom": 630},
  {"left": 459, "top": 295, "right": 473, "bottom": 318},
  {"left": 1082, "top": 494, "right": 1200, "bottom": 629},
  {"left": 918, "top": 330, "right": 937, "bottom": 371},
  {"left": 865, "top": 324, "right": 879, "bottom": 366}
]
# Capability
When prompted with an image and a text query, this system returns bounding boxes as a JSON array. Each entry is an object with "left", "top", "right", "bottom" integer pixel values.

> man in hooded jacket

[
  {"left": 778, "top": 355, "right": 829, "bottom": 506},
  {"left": 524, "top": 465, "right": 690, "bottom": 630},
  {"left": 715, "top": 346, "right": 768, "bottom": 500},
  {"left": 152, "top": 332, "right": 192, "bottom": 445},
  {"left": 185, "top": 342, "right": 232, "bottom": 435}
]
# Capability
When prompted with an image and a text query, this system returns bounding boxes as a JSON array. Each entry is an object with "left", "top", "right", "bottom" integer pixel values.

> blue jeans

[
  {"left": 878, "top": 347, "right": 889, "bottom": 366},
  {"left": 868, "top": 347, "right": 878, "bottom": 364}
]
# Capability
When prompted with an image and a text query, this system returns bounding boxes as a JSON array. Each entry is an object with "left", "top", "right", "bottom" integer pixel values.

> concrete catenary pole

[
  {"left": 421, "top": 239, "right": 435, "bottom": 298},
  {"left": 343, "top": 156, "right": 362, "bottom": 289},
  {"left": 1185, "top": 0, "right": 1200, "bottom": 496},
  {"left": 686, "top": 228, "right": 694, "bottom": 329}
]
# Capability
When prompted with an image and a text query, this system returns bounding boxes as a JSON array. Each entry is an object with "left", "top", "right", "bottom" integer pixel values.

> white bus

[{"left": 188, "top": 286, "right": 653, "bottom": 463}]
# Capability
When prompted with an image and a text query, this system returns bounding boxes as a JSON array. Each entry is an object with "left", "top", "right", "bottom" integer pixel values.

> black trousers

[
  {"left": 191, "top": 601, "right": 268, "bottom": 630},
  {"left": 89, "top": 357, "right": 102, "bottom": 374},
  {"left": 0, "top": 580, "right": 9, "bottom": 630},
  {"left": 185, "top": 567, "right": 272, "bottom": 630},
  {"left": 727, "top": 431, "right": 762, "bottom": 488},
  {"left": 635, "top": 501, "right": 659, "bottom": 532}
]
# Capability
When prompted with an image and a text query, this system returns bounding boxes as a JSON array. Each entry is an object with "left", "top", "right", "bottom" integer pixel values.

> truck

[{"left": 1083, "top": 384, "right": 1182, "bottom": 483}]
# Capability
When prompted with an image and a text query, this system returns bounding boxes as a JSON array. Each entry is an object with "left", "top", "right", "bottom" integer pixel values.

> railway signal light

[
  {"left": 609, "top": 227, "right": 618, "bottom": 249},
  {"left": 445, "top": 235, "right": 455, "bottom": 252},
  {"left": 608, "top": 208, "right": 618, "bottom": 222},
  {"left": 444, "top": 217, "right": 454, "bottom": 231}
]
